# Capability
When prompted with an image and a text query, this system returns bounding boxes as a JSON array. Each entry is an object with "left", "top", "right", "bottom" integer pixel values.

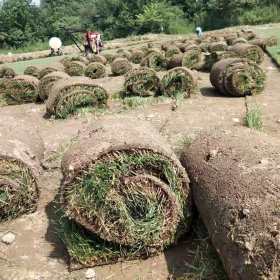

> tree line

[{"left": 0, "top": 0, "right": 280, "bottom": 48}]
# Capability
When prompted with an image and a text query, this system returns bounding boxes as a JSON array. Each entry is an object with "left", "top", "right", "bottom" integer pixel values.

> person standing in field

[{"left": 195, "top": 26, "right": 203, "bottom": 38}]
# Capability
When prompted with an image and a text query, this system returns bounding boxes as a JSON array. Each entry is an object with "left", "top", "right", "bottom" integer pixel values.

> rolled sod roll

[
  {"left": 167, "top": 54, "right": 183, "bottom": 69},
  {"left": 87, "top": 54, "right": 107, "bottom": 65},
  {"left": 224, "top": 33, "right": 239, "bottom": 45},
  {"left": 111, "top": 58, "right": 132, "bottom": 76},
  {"left": 130, "top": 49, "right": 145, "bottom": 64},
  {"left": 0, "top": 66, "right": 16, "bottom": 79},
  {"left": 65, "top": 61, "right": 86, "bottom": 76},
  {"left": 250, "top": 37, "right": 278, "bottom": 50},
  {"left": 123, "top": 67, "right": 160, "bottom": 97},
  {"left": 239, "top": 29, "right": 256, "bottom": 40},
  {"left": 38, "top": 64, "right": 64, "bottom": 80},
  {"left": 208, "top": 41, "right": 228, "bottom": 53},
  {"left": 60, "top": 56, "right": 72, "bottom": 68},
  {"left": 60, "top": 119, "right": 192, "bottom": 267},
  {"left": 0, "top": 118, "right": 44, "bottom": 221},
  {"left": 161, "top": 67, "right": 198, "bottom": 97},
  {"left": 265, "top": 36, "right": 278, "bottom": 47},
  {"left": 85, "top": 62, "right": 106, "bottom": 79},
  {"left": 181, "top": 128, "right": 280, "bottom": 280},
  {"left": 230, "top": 43, "right": 264, "bottom": 64},
  {"left": 24, "top": 65, "right": 40, "bottom": 77},
  {"left": 210, "top": 58, "right": 266, "bottom": 97},
  {"left": 165, "top": 46, "right": 181, "bottom": 59},
  {"left": 1, "top": 75, "right": 39, "bottom": 104},
  {"left": 182, "top": 46, "right": 204, "bottom": 70},
  {"left": 116, "top": 49, "right": 132, "bottom": 60},
  {"left": 38, "top": 71, "right": 70, "bottom": 101},
  {"left": 46, "top": 77, "right": 108, "bottom": 119},
  {"left": 70, "top": 55, "right": 89, "bottom": 65},
  {"left": 140, "top": 51, "right": 167, "bottom": 71},
  {"left": 103, "top": 53, "right": 118, "bottom": 64},
  {"left": 232, "top": 37, "right": 248, "bottom": 46}
]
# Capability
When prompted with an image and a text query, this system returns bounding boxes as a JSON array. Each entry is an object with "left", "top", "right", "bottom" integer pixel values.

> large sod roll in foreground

[
  {"left": 161, "top": 67, "right": 197, "bottom": 97},
  {"left": 85, "top": 62, "right": 106, "bottom": 79},
  {"left": 60, "top": 119, "right": 192, "bottom": 268},
  {"left": 230, "top": 43, "right": 264, "bottom": 64},
  {"left": 1, "top": 75, "right": 39, "bottom": 104},
  {"left": 38, "top": 71, "right": 70, "bottom": 101},
  {"left": 0, "top": 118, "right": 44, "bottom": 221},
  {"left": 140, "top": 51, "right": 167, "bottom": 71},
  {"left": 111, "top": 58, "right": 132, "bottom": 76},
  {"left": 123, "top": 67, "right": 160, "bottom": 97},
  {"left": 46, "top": 77, "right": 108, "bottom": 118},
  {"left": 210, "top": 58, "right": 266, "bottom": 97},
  {"left": 181, "top": 128, "right": 280, "bottom": 280}
]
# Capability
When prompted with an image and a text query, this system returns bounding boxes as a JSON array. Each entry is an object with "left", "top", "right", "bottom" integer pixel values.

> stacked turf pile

[
  {"left": 181, "top": 128, "right": 280, "bottom": 280},
  {"left": 38, "top": 64, "right": 65, "bottom": 80},
  {"left": 0, "top": 117, "right": 44, "bottom": 221},
  {"left": 141, "top": 51, "right": 167, "bottom": 71},
  {"left": 85, "top": 63, "right": 106, "bottom": 79},
  {"left": 161, "top": 67, "right": 197, "bottom": 98},
  {"left": 229, "top": 43, "right": 264, "bottom": 64},
  {"left": 24, "top": 66, "right": 40, "bottom": 78},
  {"left": 59, "top": 119, "right": 192, "bottom": 269},
  {"left": 46, "top": 77, "right": 108, "bottom": 118},
  {"left": 65, "top": 61, "right": 86, "bottom": 76},
  {"left": 210, "top": 58, "right": 266, "bottom": 97},
  {"left": 111, "top": 58, "right": 132, "bottom": 76},
  {"left": 38, "top": 71, "right": 70, "bottom": 102},
  {"left": 0, "top": 66, "right": 16, "bottom": 79},
  {"left": 123, "top": 67, "right": 160, "bottom": 97},
  {"left": 1, "top": 75, "right": 39, "bottom": 105}
]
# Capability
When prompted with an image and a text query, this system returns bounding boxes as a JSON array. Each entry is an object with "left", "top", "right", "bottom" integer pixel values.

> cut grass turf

[{"left": 245, "top": 104, "right": 263, "bottom": 130}]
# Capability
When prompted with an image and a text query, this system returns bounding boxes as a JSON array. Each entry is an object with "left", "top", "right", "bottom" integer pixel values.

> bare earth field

[{"left": 0, "top": 28, "right": 280, "bottom": 280}]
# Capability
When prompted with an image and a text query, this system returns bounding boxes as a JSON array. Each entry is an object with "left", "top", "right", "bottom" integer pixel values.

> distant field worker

[
  {"left": 85, "top": 30, "right": 102, "bottom": 55},
  {"left": 195, "top": 26, "right": 203, "bottom": 38}
]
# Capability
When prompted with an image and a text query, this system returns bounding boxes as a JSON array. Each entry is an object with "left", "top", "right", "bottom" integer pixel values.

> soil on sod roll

[
  {"left": 167, "top": 54, "right": 183, "bottom": 69},
  {"left": 24, "top": 65, "right": 40, "bottom": 78},
  {"left": 123, "top": 67, "right": 160, "bottom": 97},
  {"left": 230, "top": 43, "right": 264, "bottom": 64},
  {"left": 161, "top": 67, "right": 197, "bottom": 98},
  {"left": 87, "top": 55, "right": 107, "bottom": 65},
  {"left": 85, "top": 62, "right": 106, "bottom": 79},
  {"left": 182, "top": 46, "right": 203, "bottom": 70},
  {"left": 140, "top": 51, "right": 167, "bottom": 71},
  {"left": 0, "top": 66, "right": 16, "bottom": 79},
  {"left": 210, "top": 58, "right": 266, "bottom": 97},
  {"left": 111, "top": 58, "right": 132, "bottom": 76},
  {"left": 1, "top": 75, "right": 39, "bottom": 105},
  {"left": 65, "top": 61, "right": 86, "bottom": 76},
  {"left": 46, "top": 77, "right": 108, "bottom": 118},
  {"left": 38, "top": 71, "right": 70, "bottom": 101},
  {"left": 130, "top": 49, "right": 145, "bottom": 64},
  {"left": 38, "top": 64, "right": 65, "bottom": 80},
  {"left": 181, "top": 128, "right": 280, "bottom": 280},
  {"left": 0, "top": 118, "right": 44, "bottom": 222},
  {"left": 59, "top": 119, "right": 192, "bottom": 269}
]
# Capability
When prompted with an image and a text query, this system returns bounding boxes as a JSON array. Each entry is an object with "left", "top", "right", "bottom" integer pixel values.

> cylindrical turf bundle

[
  {"left": 38, "top": 64, "right": 64, "bottom": 80},
  {"left": 2, "top": 75, "right": 39, "bottom": 104},
  {"left": 123, "top": 67, "right": 160, "bottom": 97},
  {"left": 46, "top": 77, "right": 108, "bottom": 118},
  {"left": 210, "top": 58, "right": 266, "bottom": 97},
  {"left": 182, "top": 46, "right": 203, "bottom": 70},
  {"left": 140, "top": 51, "right": 167, "bottom": 71},
  {"left": 239, "top": 29, "right": 256, "bottom": 40},
  {"left": 167, "top": 54, "right": 183, "bottom": 69},
  {"left": 60, "top": 56, "right": 72, "bottom": 68},
  {"left": 165, "top": 47, "right": 181, "bottom": 59},
  {"left": 0, "top": 117, "right": 44, "bottom": 221},
  {"left": 265, "top": 36, "right": 278, "bottom": 47},
  {"left": 116, "top": 49, "right": 132, "bottom": 60},
  {"left": 199, "top": 42, "right": 209, "bottom": 52},
  {"left": 208, "top": 41, "right": 228, "bottom": 53},
  {"left": 224, "top": 33, "right": 238, "bottom": 45},
  {"left": 161, "top": 67, "right": 197, "bottom": 97},
  {"left": 70, "top": 55, "right": 89, "bottom": 65},
  {"left": 130, "top": 49, "right": 145, "bottom": 64},
  {"left": 250, "top": 37, "right": 278, "bottom": 50},
  {"left": 232, "top": 37, "right": 248, "bottom": 45},
  {"left": 181, "top": 128, "right": 280, "bottom": 280},
  {"left": 111, "top": 58, "right": 132, "bottom": 76},
  {"left": 60, "top": 119, "right": 192, "bottom": 267},
  {"left": 87, "top": 55, "right": 107, "bottom": 65},
  {"left": 38, "top": 71, "right": 70, "bottom": 101},
  {"left": 103, "top": 53, "right": 118, "bottom": 64},
  {"left": 65, "top": 61, "right": 86, "bottom": 76},
  {"left": 85, "top": 62, "right": 106, "bottom": 79},
  {"left": 0, "top": 66, "right": 16, "bottom": 79},
  {"left": 23, "top": 66, "right": 40, "bottom": 77},
  {"left": 229, "top": 43, "right": 264, "bottom": 64}
]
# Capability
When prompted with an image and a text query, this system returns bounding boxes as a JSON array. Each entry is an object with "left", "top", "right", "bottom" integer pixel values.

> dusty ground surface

[{"left": 0, "top": 36, "right": 280, "bottom": 280}]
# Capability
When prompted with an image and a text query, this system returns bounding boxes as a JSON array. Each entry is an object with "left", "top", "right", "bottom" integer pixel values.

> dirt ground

[{"left": 0, "top": 46, "right": 280, "bottom": 280}]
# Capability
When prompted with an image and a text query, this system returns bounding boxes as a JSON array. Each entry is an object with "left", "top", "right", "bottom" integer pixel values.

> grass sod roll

[
  {"left": 0, "top": 119, "right": 44, "bottom": 221},
  {"left": 165, "top": 47, "right": 181, "bottom": 59},
  {"left": 65, "top": 61, "right": 86, "bottom": 76},
  {"left": 59, "top": 119, "right": 192, "bottom": 268},
  {"left": 0, "top": 66, "right": 16, "bottom": 79},
  {"left": 210, "top": 58, "right": 266, "bottom": 97},
  {"left": 87, "top": 55, "right": 107, "bottom": 65},
  {"left": 230, "top": 43, "right": 264, "bottom": 64},
  {"left": 38, "top": 71, "right": 70, "bottom": 101},
  {"left": 103, "top": 53, "right": 118, "bottom": 64},
  {"left": 130, "top": 50, "right": 145, "bottom": 64},
  {"left": 180, "top": 128, "right": 280, "bottom": 280},
  {"left": 24, "top": 65, "right": 40, "bottom": 77},
  {"left": 111, "top": 58, "right": 132, "bottom": 76},
  {"left": 38, "top": 64, "right": 64, "bottom": 80},
  {"left": 161, "top": 67, "right": 198, "bottom": 98},
  {"left": 46, "top": 77, "right": 108, "bottom": 118},
  {"left": 208, "top": 41, "right": 228, "bottom": 53},
  {"left": 85, "top": 63, "right": 106, "bottom": 79},
  {"left": 2, "top": 75, "right": 39, "bottom": 104},
  {"left": 123, "top": 67, "right": 160, "bottom": 97},
  {"left": 167, "top": 54, "right": 183, "bottom": 69},
  {"left": 250, "top": 37, "right": 278, "bottom": 50},
  {"left": 140, "top": 51, "right": 167, "bottom": 71},
  {"left": 182, "top": 47, "right": 204, "bottom": 70}
]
